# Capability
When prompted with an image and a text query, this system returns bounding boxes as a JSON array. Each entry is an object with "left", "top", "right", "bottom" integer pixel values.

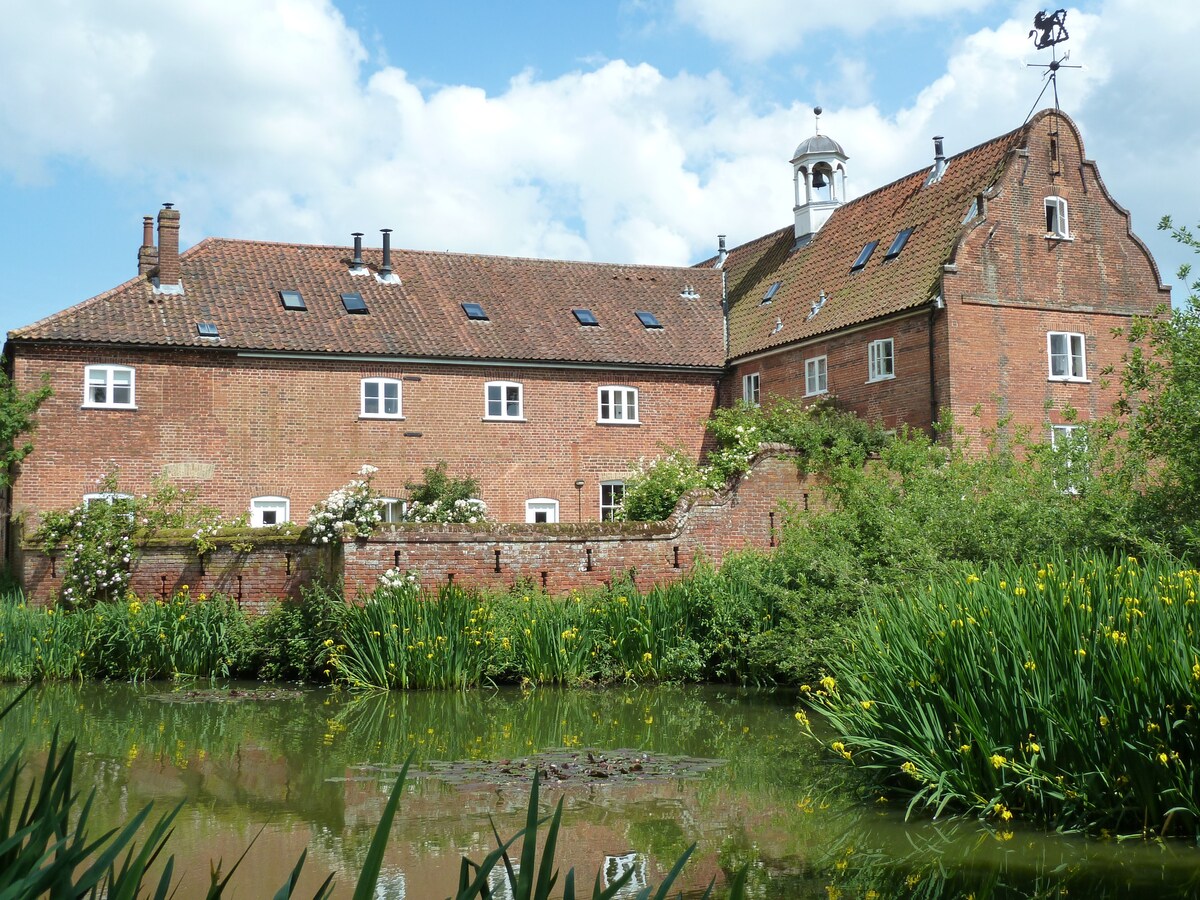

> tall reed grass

[
  {"left": 807, "top": 552, "right": 1200, "bottom": 835},
  {"left": 328, "top": 579, "right": 710, "bottom": 689},
  {"left": 0, "top": 587, "right": 250, "bottom": 681}
]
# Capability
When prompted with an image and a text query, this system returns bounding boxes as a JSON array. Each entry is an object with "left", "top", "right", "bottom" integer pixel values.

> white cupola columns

[{"left": 791, "top": 107, "right": 849, "bottom": 241}]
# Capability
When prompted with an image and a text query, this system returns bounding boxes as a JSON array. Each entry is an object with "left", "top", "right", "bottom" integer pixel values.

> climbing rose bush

[
  {"left": 405, "top": 497, "right": 488, "bottom": 524},
  {"left": 308, "top": 466, "right": 386, "bottom": 543}
]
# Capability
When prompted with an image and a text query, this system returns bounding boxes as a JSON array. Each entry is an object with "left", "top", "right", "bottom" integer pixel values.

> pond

[{"left": 2, "top": 682, "right": 1199, "bottom": 898}]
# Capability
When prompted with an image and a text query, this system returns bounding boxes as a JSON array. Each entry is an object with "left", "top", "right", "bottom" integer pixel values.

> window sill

[
  {"left": 81, "top": 403, "right": 138, "bottom": 410},
  {"left": 1047, "top": 377, "right": 1091, "bottom": 384},
  {"left": 1045, "top": 233, "right": 1074, "bottom": 242},
  {"left": 804, "top": 389, "right": 828, "bottom": 398},
  {"left": 866, "top": 375, "right": 895, "bottom": 384},
  {"left": 482, "top": 416, "right": 527, "bottom": 423},
  {"left": 359, "top": 414, "right": 406, "bottom": 420},
  {"left": 597, "top": 420, "right": 642, "bottom": 426}
]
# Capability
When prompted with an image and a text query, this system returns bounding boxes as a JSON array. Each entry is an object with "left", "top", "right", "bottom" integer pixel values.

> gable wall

[
  {"left": 8, "top": 346, "right": 718, "bottom": 529},
  {"left": 721, "top": 312, "right": 936, "bottom": 432},
  {"left": 942, "top": 114, "right": 1169, "bottom": 447}
]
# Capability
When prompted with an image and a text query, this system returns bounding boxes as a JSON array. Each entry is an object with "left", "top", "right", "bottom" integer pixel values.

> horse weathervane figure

[{"left": 1025, "top": 8, "right": 1080, "bottom": 121}]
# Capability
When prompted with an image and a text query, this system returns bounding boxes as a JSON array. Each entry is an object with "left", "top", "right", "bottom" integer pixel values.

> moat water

[{"left": 2, "top": 682, "right": 1198, "bottom": 898}]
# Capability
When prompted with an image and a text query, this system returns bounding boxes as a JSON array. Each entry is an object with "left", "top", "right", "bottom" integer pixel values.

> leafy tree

[
  {"left": 0, "top": 359, "right": 51, "bottom": 486},
  {"left": 1107, "top": 217, "right": 1200, "bottom": 550}
]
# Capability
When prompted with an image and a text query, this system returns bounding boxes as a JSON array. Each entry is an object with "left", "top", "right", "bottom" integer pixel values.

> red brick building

[
  {"left": 718, "top": 108, "right": 1169, "bottom": 448},
  {"left": 2, "top": 108, "right": 1168, "bottom": 549}
]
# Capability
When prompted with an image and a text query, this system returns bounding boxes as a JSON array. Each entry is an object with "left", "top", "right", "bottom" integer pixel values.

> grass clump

[{"left": 805, "top": 552, "right": 1200, "bottom": 836}]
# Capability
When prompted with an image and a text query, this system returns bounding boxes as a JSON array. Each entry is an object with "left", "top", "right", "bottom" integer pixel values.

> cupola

[{"left": 791, "top": 107, "right": 848, "bottom": 243}]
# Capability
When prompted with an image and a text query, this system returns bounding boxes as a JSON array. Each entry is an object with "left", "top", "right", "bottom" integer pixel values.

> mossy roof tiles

[{"left": 12, "top": 242, "right": 726, "bottom": 370}]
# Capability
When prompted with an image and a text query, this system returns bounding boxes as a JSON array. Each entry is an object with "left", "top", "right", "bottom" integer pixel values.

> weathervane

[{"left": 1025, "top": 8, "right": 1080, "bottom": 121}]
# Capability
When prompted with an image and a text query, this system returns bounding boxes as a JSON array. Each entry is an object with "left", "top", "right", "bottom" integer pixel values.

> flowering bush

[
  {"left": 34, "top": 497, "right": 136, "bottom": 606},
  {"left": 308, "top": 465, "right": 386, "bottom": 543},
  {"left": 405, "top": 496, "right": 488, "bottom": 524},
  {"left": 403, "top": 463, "right": 488, "bottom": 524},
  {"left": 378, "top": 567, "right": 418, "bottom": 589}
]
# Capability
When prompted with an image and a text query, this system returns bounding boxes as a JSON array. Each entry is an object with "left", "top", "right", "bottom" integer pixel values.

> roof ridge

[{"left": 197, "top": 236, "right": 710, "bottom": 274}]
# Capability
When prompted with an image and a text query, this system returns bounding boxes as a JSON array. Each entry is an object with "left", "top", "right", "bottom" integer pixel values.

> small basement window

[
  {"left": 341, "top": 292, "right": 368, "bottom": 314},
  {"left": 279, "top": 290, "right": 306, "bottom": 311},
  {"left": 850, "top": 241, "right": 878, "bottom": 272},
  {"left": 635, "top": 311, "right": 662, "bottom": 329},
  {"left": 197, "top": 322, "right": 219, "bottom": 338},
  {"left": 573, "top": 308, "right": 599, "bottom": 326},
  {"left": 761, "top": 281, "right": 782, "bottom": 303},
  {"left": 250, "top": 496, "right": 290, "bottom": 527},
  {"left": 462, "top": 302, "right": 489, "bottom": 321},
  {"left": 884, "top": 228, "right": 914, "bottom": 260}
]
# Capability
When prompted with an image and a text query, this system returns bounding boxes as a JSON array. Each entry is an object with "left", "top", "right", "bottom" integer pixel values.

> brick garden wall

[{"left": 18, "top": 447, "right": 819, "bottom": 607}]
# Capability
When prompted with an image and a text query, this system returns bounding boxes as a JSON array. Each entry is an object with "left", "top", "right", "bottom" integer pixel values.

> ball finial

[{"left": 814, "top": 106, "right": 823, "bottom": 116}]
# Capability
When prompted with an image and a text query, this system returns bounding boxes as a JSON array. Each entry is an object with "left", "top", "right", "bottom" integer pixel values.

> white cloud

[{"left": 0, "top": 0, "right": 1195, "bottom": 296}]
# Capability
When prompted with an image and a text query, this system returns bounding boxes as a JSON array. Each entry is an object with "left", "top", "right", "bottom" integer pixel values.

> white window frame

[
  {"left": 742, "top": 372, "right": 760, "bottom": 406},
  {"left": 867, "top": 339, "right": 895, "bottom": 383},
  {"left": 378, "top": 497, "right": 405, "bottom": 524},
  {"left": 1045, "top": 196, "right": 1070, "bottom": 239},
  {"left": 600, "top": 481, "right": 625, "bottom": 522},
  {"left": 1047, "top": 332, "right": 1087, "bottom": 382},
  {"left": 83, "top": 365, "right": 136, "bottom": 409},
  {"left": 250, "top": 496, "right": 290, "bottom": 527},
  {"left": 525, "top": 498, "right": 559, "bottom": 524},
  {"left": 484, "top": 380, "right": 525, "bottom": 421},
  {"left": 597, "top": 386, "right": 639, "bottom": 424},
  {"left": 805, "top": 356, "right": 828, "bottom": 396},
  {"left": 360, "top": 378, "right": 403, "bottom": 419}
]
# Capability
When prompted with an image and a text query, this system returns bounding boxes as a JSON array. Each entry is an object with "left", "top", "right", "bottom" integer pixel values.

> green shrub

[
  {"left": 806, "top": 552, "right": 1200, "bottom": 835},
  {"left": 618, "top": 450, "right": 708, "bottom": 521}
]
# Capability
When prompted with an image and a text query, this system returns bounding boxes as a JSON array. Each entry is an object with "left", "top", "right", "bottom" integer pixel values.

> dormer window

[{"left": 1045, "top": 196, "right": 1070, "bottom": 239}]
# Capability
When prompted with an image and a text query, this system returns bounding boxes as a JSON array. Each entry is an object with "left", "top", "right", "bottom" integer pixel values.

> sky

[{"left": 1, "top": 0, "right": 1197, "bottom": 342}]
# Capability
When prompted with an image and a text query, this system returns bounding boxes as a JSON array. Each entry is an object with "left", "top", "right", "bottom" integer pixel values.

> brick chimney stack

[
  {"left": 137, "top": 215, "right": 158, "bottom": 276},
  {"left": 156, "top": 204, "right": 181, "bottom": 287}
]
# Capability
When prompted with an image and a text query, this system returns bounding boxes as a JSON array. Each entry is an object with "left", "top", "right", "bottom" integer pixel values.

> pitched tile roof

[
  {"left": 719, "top": 113, "right": 1042, "bottom": 361},
  {"left": 11, "top": 241, "right": 726, "bottom": 370}
]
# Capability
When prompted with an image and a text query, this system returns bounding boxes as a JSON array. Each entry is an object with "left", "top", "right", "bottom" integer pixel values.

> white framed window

[
  {"left": 742, "top": 373, "right": 760, "bottom": 406},
  {"left": 598, "top": 386, "right": 639, "bottom": 424},
  {"left": 360, "top": 378, "right": 402, "bottom": 419},
  {"left": 83, "top": 365, "right": 136, "bottom": 409},
  {"left": 867, "top": 339, "right": 894, "bottom": 382},
  {"left": 805, "top": 356, "right": 828, "bottom": 396},
  {"left": 525, "top": 498, "right": 559, "bottom": 524},
  {"left": 1045, "top": 196, "right": 1070, "bottom": 238},
  {"left": 378, "top": 497, "right": 405, "bottom": 523},
  {"left": 250, "top": 496, "right": 290, "bottom": 527},
  {"left": 1047, "top": 332, "right": 1087, "bottom": 381},
  {"left": 600, "top": 481, "right": 625, "bottom": 522},
  {"left": 484, "top": 381, "right": 524, "bottom": 420}
]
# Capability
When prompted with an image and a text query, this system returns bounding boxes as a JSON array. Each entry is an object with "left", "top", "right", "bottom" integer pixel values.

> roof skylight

[
  {"left": 761, "top": 281, "right": 782, "bottom": 303},
  {"left": 462, "top": 302, "right": 489, "bottom": 321},
  {"left": 850, "top": 241, "right": 879, "bottom": 272},
  {"left": 341, "top": 292, "right": 368, "bottom": 314},
  {"left": 196, "top": 322, "right": 219, "bottom": 338},
  {"left": 635, "top": 311, "right": 662, "bottom": 329},
  {"left": 573, "top": 308, "right": 599, "bottom": 326},
  {"left": 884, "top": 228, "right": 914, "bottom": 260},
  {"left": 279, "top": 290, "right": 306, "bottom": 311}
]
